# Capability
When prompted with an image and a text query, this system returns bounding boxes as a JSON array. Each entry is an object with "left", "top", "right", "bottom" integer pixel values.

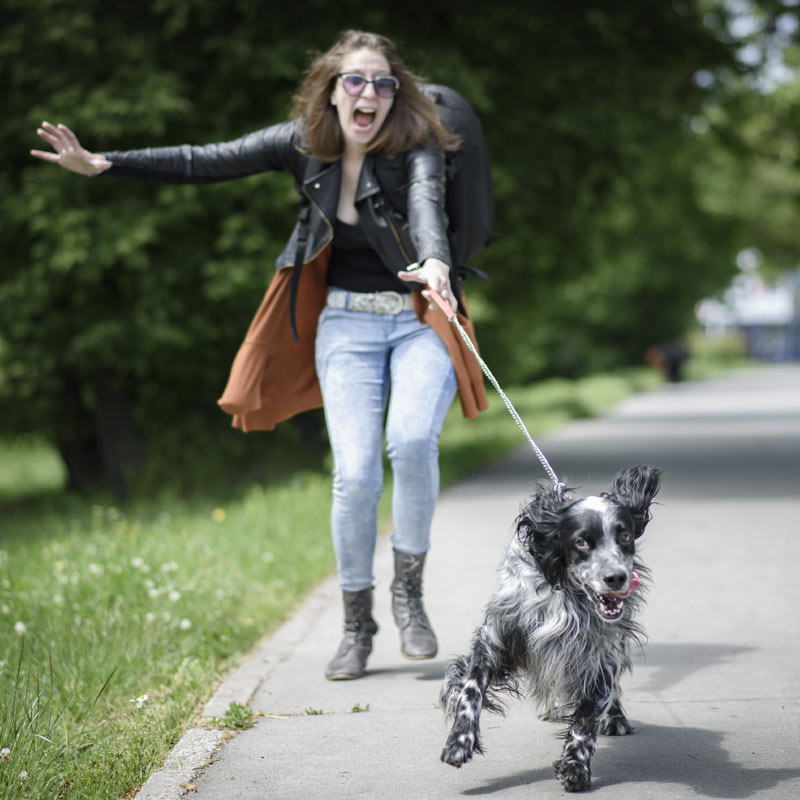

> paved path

[{"left": 136, "top": 364, "right": 800, "bottom": 799}]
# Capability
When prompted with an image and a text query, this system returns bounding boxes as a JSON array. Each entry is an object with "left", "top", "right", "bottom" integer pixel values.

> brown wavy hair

[{"left": 290, "top": 30, "right": 460, "bottom": 161}]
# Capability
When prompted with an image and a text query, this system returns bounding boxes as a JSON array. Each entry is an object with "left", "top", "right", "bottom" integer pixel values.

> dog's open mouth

[
  {"left": 585, "top": 572, "right": 640, "bottom": 622},
  {"left": 587, "top": 589, "right": 626, "bottom": 620}
]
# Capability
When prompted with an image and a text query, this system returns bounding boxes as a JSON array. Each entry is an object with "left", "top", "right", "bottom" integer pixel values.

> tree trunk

[
  {"left": 92, "top": 368, "right": 143, "bottom": 500},
  {"left": 54, "top": 368, "right": 143, "bottom": 499}
]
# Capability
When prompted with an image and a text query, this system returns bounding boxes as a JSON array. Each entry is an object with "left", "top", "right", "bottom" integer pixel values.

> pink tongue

[
  {"left": 607, "top": 571, "right": 640, "bottom": 599},
  {"left": 354, "top": 110, "right": 374, "bottom": 128}
]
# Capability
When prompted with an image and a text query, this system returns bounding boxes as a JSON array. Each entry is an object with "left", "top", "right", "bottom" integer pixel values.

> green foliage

[
  {"left": 0, "top": 435, "right": 66, "bottom": 501},
  {"left": 697, "top": 77, "right": 800, "bottom": 276},
  {"left": 0, "top": 0, "right": 788, "bottom": 492}
]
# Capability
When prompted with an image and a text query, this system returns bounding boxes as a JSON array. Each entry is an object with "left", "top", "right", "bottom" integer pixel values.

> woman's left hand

[{"left": 397, "top": 258, "right": 456, "bottom": 315}]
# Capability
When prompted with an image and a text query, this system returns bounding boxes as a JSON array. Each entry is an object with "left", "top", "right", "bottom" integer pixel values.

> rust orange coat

[{"left": 217, "top": 247, "right": 488, "bottom": 432}]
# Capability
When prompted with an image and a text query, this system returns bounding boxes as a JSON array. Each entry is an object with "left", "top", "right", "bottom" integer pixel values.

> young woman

[{"left": 32, "top": 30, "right": 487, "bottom": 680}]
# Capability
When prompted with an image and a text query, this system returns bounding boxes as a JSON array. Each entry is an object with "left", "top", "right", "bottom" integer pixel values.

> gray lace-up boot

[
  {"left": 325, "top": 588, "right": 379, "bottom": 680},
  {"left": 390, "top": 549, "right": 438, "bottom": 659}
]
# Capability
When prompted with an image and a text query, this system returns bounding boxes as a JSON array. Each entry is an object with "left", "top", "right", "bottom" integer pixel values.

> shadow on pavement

[
  {"left": 633, "top": 642, "right": 757, "bottom": 694},
  {"left": 459, "top": 720, "right": 800, "bottom": 798}
]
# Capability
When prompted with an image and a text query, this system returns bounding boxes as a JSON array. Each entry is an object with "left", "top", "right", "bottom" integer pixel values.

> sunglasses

[{"left": 337, "top": 72, "right": 400, "bottom": 99}]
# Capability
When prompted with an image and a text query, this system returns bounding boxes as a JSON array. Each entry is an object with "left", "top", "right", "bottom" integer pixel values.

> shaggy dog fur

[{"left": 440, "top": 464, "right": 662, "bottom": 792}]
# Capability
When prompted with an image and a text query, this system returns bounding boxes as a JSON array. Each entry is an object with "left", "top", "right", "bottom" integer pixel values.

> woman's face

[{"left": 330, "top": 48, "right": 395, "bottom": 154}]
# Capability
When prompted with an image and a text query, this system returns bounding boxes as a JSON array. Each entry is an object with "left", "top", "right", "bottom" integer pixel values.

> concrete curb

[
  {"left": 133, "top": 573, "right": 341, "bottom": 799},
  {"left": 133, "top": 727, "right": 225, "bottom": 800}
]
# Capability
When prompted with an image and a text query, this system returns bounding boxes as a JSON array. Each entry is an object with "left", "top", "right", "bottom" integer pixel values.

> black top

[{"left": 327, "top": 218, "right": 411, "bottom": 294}]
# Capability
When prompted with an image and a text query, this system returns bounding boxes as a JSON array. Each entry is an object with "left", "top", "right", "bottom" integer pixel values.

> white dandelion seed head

[
  {"left": 179, "top": 618, "right": 192, "bottom": 631},
  {"left": 169, "top": 590, "right": 181, "bottom": 603},
  {"left": 14, "top": 621, "right": 26, "bottom": 636},
  {"left": 1, "top": 747, "right": 10, "bottom": 761}
]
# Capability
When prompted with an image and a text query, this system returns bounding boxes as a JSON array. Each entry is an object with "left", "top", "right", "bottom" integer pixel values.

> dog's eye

[
  {"left": 574, "top": 537, "right": 590, "bottom": 551},
  {"left": 618, "top": 532, "right": 633, "bottom": 545}
]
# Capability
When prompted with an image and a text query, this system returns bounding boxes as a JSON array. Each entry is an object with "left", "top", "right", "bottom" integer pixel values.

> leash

[{"left": 427, "top": 289, "right": 564, "bottom": 491}]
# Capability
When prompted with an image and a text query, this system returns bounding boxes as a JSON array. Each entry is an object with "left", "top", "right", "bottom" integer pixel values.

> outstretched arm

[{"left": 31, "top": 122, "right": 111, "bottom": 176}]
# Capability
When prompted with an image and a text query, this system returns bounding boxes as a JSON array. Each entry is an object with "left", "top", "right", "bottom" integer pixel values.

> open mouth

[
  {"left": 353, "top": 108, "right": 376, "bottom": 130},
  {"left": 586, "top": 588, "right": 626, "bottom": 621},
  {"left": 584, "top": 572, "right": 640, "bottom": 622}
]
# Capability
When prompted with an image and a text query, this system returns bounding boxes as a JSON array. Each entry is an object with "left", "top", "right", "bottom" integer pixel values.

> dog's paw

[
  {"left": 441, "top": 732, "right": 476, "bottom": 768},
  {"left": 598, "top": 715, "right": 633, "bottom": 736},
  {"left": 554, "top": 758, "right": 592, "bottom": 792}
]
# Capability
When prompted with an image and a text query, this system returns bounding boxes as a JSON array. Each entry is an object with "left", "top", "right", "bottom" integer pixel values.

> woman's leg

[
  {"left": 385, "top": 315, "right": 457, "bottom": 555},
  {"left": 315, "top": 306, "right": 392, "bottom": 679},
  {"left": 384, "top": 312, "right": 456, "bottom": 659},
  {"left": 315, "top": 306, "right": 390, "bottom": 591}
]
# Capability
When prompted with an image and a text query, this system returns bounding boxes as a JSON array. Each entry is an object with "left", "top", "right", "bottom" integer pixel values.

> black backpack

[{"left": 419, "top": 83, "right": 494, "bottom": 275}]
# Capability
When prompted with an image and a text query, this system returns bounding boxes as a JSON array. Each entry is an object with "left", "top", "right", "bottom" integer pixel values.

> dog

[{"left": 440, "top": 464, "right": 661, "bottom": 792}]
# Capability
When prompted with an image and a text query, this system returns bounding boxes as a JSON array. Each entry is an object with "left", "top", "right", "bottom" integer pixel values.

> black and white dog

[{"left": 441, "top": 464, "right": 661, "bottom": 792}]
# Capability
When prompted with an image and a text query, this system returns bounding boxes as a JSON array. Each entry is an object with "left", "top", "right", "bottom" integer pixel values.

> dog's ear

[
  {"left": 607, "top": 465, "right": 662, "bottom": 538},
  {"left": 516, "top": 483, "right": 571, "bottom": 587}
]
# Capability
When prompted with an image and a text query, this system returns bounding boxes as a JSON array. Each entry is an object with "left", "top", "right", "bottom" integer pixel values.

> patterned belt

[{"left": 326, "top": 289, "right": 414, "bottom": 315}]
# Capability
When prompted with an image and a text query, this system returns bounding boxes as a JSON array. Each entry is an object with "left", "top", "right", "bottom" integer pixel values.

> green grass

[
  {"left": 0, "top": 475, "right": 336, "bottom": 799},
  {"left": 206, "top": 701, "right": 255, "bottom": 730},
  {"left": 0, "top": 435, "right": 67, "bottom": 501},
  {"left": 0, "top": 357, "right": 741, "bottom": 798}
]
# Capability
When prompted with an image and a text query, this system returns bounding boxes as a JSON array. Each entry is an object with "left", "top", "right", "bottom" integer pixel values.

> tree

[{"left": 0, "top": 0, "right": 769, "bottom": 492}]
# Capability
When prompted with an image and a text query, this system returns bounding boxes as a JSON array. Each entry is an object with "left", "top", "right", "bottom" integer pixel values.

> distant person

[
  {"left": 646, "top": 341, "right": 690, "bottom": 383},
  {"left": 32, "top": 30, "right": 487, "bottom": 680}
]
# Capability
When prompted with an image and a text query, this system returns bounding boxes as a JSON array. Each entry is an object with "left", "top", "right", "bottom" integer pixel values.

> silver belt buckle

[{"left": 375, "top": 291, "right": 404, "bottom": 314}]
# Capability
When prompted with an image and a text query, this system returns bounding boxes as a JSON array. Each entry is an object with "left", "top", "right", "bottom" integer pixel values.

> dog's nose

[{"left": 603, "top": 572, "right": 627, "bottom": 592}]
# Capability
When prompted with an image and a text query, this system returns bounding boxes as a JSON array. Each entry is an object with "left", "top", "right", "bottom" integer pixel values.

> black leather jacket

[{"left": 101, "top": 119, "right": 454, "bottom": 283}]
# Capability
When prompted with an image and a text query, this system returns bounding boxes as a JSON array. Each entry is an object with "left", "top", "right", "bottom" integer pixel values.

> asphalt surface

[{"left": 135, "top": 363, "right": 800, "bottom": 800}]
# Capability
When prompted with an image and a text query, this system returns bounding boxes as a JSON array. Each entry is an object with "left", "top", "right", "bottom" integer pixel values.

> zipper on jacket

[{"left": 374, "top": 195, "right": 412, "bottom": 265}]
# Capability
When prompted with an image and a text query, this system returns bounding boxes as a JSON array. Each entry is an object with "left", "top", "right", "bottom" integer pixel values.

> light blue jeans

[{"left": 315, "top": 299, "right": 457, "bottom": 591}]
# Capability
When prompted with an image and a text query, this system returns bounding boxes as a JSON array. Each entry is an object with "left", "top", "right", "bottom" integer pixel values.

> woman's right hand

[{"left": 31, "top": 122, "right": 111, "bottom": 176}]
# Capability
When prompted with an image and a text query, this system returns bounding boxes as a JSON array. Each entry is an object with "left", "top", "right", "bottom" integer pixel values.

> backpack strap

[
  {"left": 289, "top": 201, "right": 310, "bottom": 342},
  {"left": 289, "top": 154, "right": 324, "bottom": 341}
]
